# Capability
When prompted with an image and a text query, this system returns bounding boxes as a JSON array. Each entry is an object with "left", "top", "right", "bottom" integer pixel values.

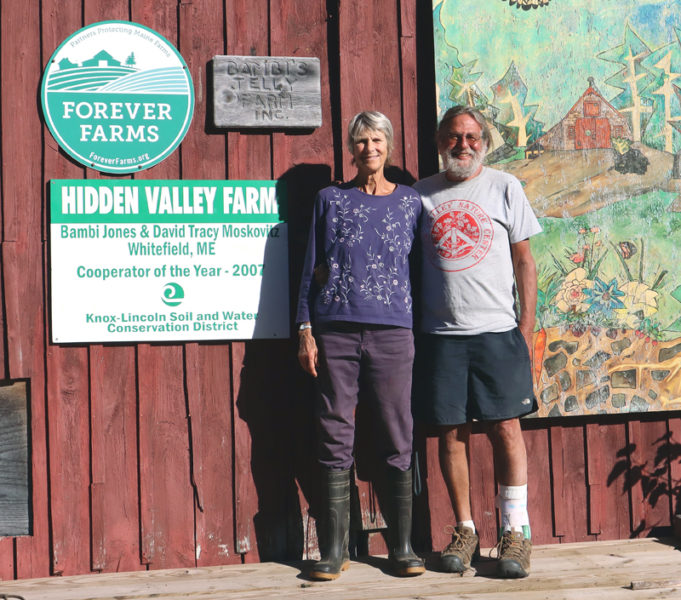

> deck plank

[{"left": 0, "top": 538, "right": 680, "bottom": 600}]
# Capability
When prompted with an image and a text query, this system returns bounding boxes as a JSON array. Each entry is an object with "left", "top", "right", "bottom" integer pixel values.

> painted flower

[
  {"left": 555, "top": 268, "right": 592, "bottom": 313},
  {"left": 582, "top": 276, "right": 625, "bottom": 315},
  {"left": 614, "top": 281, "right": 659, "bottom": 329}
]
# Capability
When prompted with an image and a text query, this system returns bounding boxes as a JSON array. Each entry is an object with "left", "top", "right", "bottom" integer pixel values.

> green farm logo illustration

[{"left": 41, "top": 21, "right": 194, "bottom": 174}]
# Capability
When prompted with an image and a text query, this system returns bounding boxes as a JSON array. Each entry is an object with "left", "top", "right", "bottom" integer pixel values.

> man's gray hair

[
  {"left": 346, "top": 111, "right": 395, "bottom": 161},
  {"left": 437, "top": 105, "right": 492, "bottom": 149}
]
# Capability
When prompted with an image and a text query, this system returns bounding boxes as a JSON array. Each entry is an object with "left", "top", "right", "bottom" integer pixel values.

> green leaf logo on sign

[
  {"left": 41, "top": 21, "right": 194, "bottom": 174},
  {"left": 162, "top": 282, "right": 185, "bottom": 307}
]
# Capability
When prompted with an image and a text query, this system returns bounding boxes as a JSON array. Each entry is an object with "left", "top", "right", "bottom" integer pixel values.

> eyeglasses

[{"left": 445, "top": 133, "right": 482, "bottom": 145}]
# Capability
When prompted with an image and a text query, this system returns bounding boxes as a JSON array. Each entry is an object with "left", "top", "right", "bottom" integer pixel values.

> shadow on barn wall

[{"left": 608, "top": 428, "right": 681, "bottom": 538}]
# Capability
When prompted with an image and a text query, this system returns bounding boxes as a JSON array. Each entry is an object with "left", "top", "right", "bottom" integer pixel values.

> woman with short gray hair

[
  {"left": 346, "top": 110, "right": 395, "bottom": 157},
  {"left": 296, "top": 111, "right": 424, "bottom": 580}
]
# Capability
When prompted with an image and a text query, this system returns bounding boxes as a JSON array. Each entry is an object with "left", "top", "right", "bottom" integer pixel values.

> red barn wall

[{"left": 0, "top": 0, "right": 677, "bottom": 580}]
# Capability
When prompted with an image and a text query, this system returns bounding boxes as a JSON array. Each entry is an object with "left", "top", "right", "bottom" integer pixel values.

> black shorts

[{"left": 412, "top": 328, "right": 537, "bottom": 426}]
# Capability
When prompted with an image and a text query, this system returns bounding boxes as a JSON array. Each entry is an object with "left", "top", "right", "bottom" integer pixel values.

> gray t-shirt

[{"left": 414, "top": 167, "right": 542, "bottom": 335}]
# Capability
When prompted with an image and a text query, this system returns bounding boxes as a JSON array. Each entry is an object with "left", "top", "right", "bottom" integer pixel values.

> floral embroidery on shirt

[
  {"left": 360, "top": 249, "right": 402, "bottom": 307},
  {"left": 321, "top": 255, "right": 354, "bottom": 305},
  {"left": 321, "top": 189, "right": 418, "bottom": 313},
  {"left": 373, "top": 206, "right": 413, "bottom": 266},
  {"left": 329, "top": 189, "right": 375, "bottom": 247},
  {"left": 400, "top": 193, "right": 419, "bottom": 222}
]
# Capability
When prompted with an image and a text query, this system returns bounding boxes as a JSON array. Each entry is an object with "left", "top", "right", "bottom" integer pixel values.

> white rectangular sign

[{"left": 50, "top": 179, "right": 289, "bottom": 343}]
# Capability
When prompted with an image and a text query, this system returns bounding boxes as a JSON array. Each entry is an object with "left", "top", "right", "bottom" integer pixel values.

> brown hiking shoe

[
  {"left": 494, "top": 530, "right": 531, "bottom": 578},
  {"left": 440, "top": 525, "right": 479, "bottom": 574}
]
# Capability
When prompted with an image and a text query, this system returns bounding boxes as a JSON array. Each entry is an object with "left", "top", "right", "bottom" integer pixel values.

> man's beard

[{"left": 443, "top": 145, "right": 486, "bottom": 179}]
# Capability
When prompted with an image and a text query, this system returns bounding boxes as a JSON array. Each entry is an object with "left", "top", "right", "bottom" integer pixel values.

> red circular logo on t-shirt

[{"left": 428, "top": 199, "right": 493, "bottom": 271}]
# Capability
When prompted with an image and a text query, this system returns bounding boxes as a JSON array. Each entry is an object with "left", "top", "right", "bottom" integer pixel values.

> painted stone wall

[{"left": 534, "top": 327, "right": 681, "bottom": 417}]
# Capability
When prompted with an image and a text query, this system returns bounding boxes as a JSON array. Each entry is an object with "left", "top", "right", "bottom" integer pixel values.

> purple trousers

[{"left": 314, "top": 323, "right": 415, "bottom": 471}]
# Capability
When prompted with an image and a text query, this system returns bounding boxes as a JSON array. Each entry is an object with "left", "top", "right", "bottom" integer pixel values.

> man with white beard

[{"left": 413, "top": 106, "right": 542, "bottom": 578}]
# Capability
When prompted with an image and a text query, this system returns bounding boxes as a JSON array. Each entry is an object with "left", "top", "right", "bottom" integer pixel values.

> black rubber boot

[
  {"left": 309, "top": 468, "right": 351, "bottom": 581},
  {"left": 385, "top": 467, "right": 425, "bottom": 577}
]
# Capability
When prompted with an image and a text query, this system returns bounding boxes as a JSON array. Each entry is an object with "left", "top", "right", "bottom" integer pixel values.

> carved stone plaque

[{"left": 212, "top": 55, "right": 321, "bottom": 129}]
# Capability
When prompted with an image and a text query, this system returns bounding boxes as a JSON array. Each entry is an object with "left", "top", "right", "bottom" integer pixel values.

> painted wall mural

[{"left": 433, "top": 0, "right": 681, "bottom": 417}]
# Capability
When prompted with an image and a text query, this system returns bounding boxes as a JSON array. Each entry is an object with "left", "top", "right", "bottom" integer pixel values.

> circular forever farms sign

[{"left": 41, "top": 21, "right": 194, "bottom": 174}]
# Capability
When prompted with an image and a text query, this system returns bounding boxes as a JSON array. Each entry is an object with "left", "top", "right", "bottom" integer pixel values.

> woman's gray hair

[
  {"left": 437, "top": 105, "right": 492, "bottom": 149},
  {"left": 346, "top": 111, "right": 394, "bottom": 161}
]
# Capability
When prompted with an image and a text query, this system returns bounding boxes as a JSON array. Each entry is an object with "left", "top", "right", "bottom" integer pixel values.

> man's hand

[
  {"left": 519, "top": 322, "right": 534, "bottom": 360},
  {"left": 314, "top": 264, "right": 329, "bottom": 287},
  {"left": 297, "top": 328, "right": 318, "bottom": 377}
]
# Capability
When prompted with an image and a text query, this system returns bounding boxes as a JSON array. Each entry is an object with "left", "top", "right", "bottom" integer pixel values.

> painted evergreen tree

[
  {"left": 639, "top": 31, "right": 681, "bottom": 153},
  {"left": 447, "top": 56, "right": 488, "bottom": 109},
  {"left": 669, "top": 83, "right": 681, "bottom": 176},
  {"left": 490, "top": 62, "right": 543, "bottom": 147},
  {"left": 126, "top": 52, "right": 136, "bottom": 67},
  {"left": 598, "top": 24, "right": 653, "bottom": 143}
]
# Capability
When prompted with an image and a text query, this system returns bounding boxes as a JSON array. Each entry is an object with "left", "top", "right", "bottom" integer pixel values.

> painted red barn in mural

[{"left": 538, "top": 77, "right": 632, "bottom": 151}]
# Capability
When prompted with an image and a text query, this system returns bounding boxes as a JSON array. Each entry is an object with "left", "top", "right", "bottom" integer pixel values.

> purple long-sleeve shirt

[{"left": 296, "top": 183, "right": 421, "bottom": 328}]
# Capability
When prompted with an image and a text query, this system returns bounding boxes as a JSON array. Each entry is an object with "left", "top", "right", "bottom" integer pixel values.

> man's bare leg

[
  {"left": 438, "top": 423, "right": 474, "bottom": 521},
  {"left": 485, "top": 418, "right": 527, "bottom": 487},
  {"left": 486, "top": 417, "right": 531, "bottom": 578},
  {"left": 438, "top": 423, "right": 479, "bottom": 574}
]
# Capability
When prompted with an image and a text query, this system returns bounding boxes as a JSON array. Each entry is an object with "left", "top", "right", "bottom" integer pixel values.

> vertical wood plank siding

[
  {"left": 133, "top": 0, "right": 197, "bottom": 571},
  {"left": 179, "top": 0, "right": 240, "bottom": 569},
  {"left": 83, "top": 0, "right": 141, "bottom": 577},
  {"left": 42, "top": 0, "right": 90, "bottom": 579},
  {"left": 2, "top": 0, "right": 51, "bottom": 580},
  {"left": 0, "top": 0, "right": 677, "bottom": 580},
  {"left": 225, "top": 0, "right": 273, "bottom": 563}
]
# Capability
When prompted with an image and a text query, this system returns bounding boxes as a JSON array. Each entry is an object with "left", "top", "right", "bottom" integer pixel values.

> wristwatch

[{"left": 298, "top": 323, "right": 312, "bottom": 331}]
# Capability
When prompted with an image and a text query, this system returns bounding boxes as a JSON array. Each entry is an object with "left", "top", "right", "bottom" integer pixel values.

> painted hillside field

[{"left": 434, "top": 0, "right": 681, "bottom": 417}]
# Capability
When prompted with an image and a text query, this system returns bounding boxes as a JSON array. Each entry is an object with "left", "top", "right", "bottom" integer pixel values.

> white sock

[
  {"left": 496, "top": 484, "right": 530, "bottom": 539},
  {"left": 457, "top": 520, "right": 475, "bottom": 533}
]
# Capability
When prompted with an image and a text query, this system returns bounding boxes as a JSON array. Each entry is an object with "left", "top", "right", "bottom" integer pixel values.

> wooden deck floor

[{"left": 1, "top": 538, "right": 681, "bottom": 599}]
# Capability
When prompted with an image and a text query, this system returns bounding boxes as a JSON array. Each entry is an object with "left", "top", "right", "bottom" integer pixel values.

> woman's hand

[{"left": 298, "top": 328, "right": 318, "bottom": 377}]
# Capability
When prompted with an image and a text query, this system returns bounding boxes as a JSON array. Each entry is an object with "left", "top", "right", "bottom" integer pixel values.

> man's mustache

[{"left": 450, "top": 150, "right": 475, "bottom": 158}]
